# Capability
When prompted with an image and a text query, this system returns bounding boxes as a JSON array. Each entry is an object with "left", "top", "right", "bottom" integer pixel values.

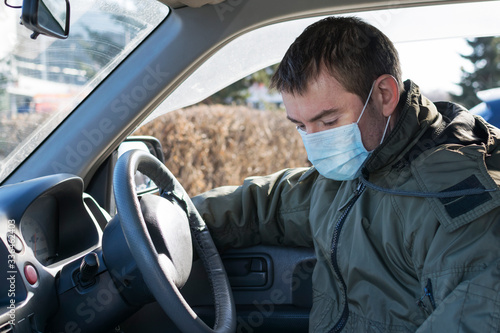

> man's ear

[{"left": 373, "top": 75, "right": 400, "bottom": 118}]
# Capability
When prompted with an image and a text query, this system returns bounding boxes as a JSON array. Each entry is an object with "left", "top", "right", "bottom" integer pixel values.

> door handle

[{"left": 222, "top": 255, "right": 271, "bottom": 289}]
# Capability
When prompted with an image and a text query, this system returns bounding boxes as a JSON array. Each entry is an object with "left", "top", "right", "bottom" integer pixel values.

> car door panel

[{"left": 119, "top": 245, "right": 315, "bottom": 333}]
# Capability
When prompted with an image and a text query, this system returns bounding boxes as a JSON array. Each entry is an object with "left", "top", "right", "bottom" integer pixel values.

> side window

[{"left": 133, "top": 2, "right": 500, "bottom": 196}]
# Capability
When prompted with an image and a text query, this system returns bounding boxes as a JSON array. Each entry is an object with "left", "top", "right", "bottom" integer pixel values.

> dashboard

[{"left": 0, "top": 174, "right": 109, "bottom": 332}]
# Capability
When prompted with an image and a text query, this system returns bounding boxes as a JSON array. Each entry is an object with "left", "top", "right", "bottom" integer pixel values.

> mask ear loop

[
  {"left": 356, "top": 81, "right": 376, "bottom": 123},
  {"left": 380, "top": 115, "right": 391, "bottom": 144}
]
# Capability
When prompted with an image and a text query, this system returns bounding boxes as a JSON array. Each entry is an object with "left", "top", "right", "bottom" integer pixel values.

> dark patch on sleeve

[{"left": 439, "top": 175, "right": 492, "bottom": 218}]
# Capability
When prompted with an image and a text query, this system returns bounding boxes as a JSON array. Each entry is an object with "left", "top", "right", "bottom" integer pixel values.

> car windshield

[{"left": 0, "top": 0, "right": 169, "bottom": 183}]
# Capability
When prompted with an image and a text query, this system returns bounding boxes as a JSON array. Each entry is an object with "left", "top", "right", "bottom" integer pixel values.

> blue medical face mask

[{"left": 298, "top": 82, "right": 390, "bottom": 181}]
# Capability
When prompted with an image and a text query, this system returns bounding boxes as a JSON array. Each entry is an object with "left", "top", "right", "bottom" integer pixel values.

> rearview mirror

[{"left": 21, "top": 0, "right": 70, "bottom": 39}]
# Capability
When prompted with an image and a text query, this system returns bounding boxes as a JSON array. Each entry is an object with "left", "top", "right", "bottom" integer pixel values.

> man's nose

[{"left": 305, "top": 123, "right": 322, "bottom": 134}]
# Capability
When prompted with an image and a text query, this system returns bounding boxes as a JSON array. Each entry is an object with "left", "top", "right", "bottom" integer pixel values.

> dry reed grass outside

[{"left": 135, "top": 104, "right": 310, "bottom": 196}]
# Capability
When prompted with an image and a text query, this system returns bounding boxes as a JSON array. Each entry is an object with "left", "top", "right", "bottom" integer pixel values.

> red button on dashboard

[{"left": 24, "top": 264, "right": 37, "bottom": 285}]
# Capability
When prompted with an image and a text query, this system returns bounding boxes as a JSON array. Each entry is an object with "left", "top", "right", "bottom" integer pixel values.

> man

[{"left": 193, "top": 16, "right": 500, "bottom": 332}]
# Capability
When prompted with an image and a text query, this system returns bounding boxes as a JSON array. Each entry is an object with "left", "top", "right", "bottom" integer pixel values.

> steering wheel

[{"left": 113, "top": 149, "right": 236, "bottom": 333}]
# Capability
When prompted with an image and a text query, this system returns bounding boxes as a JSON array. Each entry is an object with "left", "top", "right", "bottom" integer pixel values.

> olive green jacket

[{"left": 193, "top": 81, "right": 500, "bottom": 332}]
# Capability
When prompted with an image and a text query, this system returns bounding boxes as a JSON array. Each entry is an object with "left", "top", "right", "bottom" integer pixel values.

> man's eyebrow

[
  {"left": 287, "top": 108, "right": 339, "bottom": 124},
  {"left": 286, "top": 115, "right": 301, "bottom": 124},
  {"left": 308, "top": 108, "right": 339, "bottom": 122}
]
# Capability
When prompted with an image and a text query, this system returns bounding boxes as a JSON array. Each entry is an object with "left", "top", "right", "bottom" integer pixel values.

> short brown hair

[{"left": 270, "top": 16, "right": 403, "bottom": 101}]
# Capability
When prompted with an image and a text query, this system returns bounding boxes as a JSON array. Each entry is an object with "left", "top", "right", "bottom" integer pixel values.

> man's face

[{"left": 283, "top": 71, "right": 389, "bottom": 152}]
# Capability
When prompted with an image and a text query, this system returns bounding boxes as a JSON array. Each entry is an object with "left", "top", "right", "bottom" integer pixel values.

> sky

[{"left": 397, "top": 38, "right": 473, "bottom": 96}]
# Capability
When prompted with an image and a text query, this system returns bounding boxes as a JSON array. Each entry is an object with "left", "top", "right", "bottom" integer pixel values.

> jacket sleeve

[
  {"left": 413, "top": 208, "right": 500, "bottom": 332},
  {"left": 191, "top": 167, "right": 319, "bottom": 250}
]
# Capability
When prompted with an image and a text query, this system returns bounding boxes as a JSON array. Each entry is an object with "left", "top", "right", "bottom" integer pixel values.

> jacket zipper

[
  {"left": 329, "top": 181, "right": 366, "bottom": 333},
  {"left": 416, "top": 278, "right": 437, "bottom": 313}
]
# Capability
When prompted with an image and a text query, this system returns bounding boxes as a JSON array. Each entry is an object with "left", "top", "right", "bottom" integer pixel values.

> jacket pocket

[{"left": 416, "top": 280, "right": 500, "bottom": 333}]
